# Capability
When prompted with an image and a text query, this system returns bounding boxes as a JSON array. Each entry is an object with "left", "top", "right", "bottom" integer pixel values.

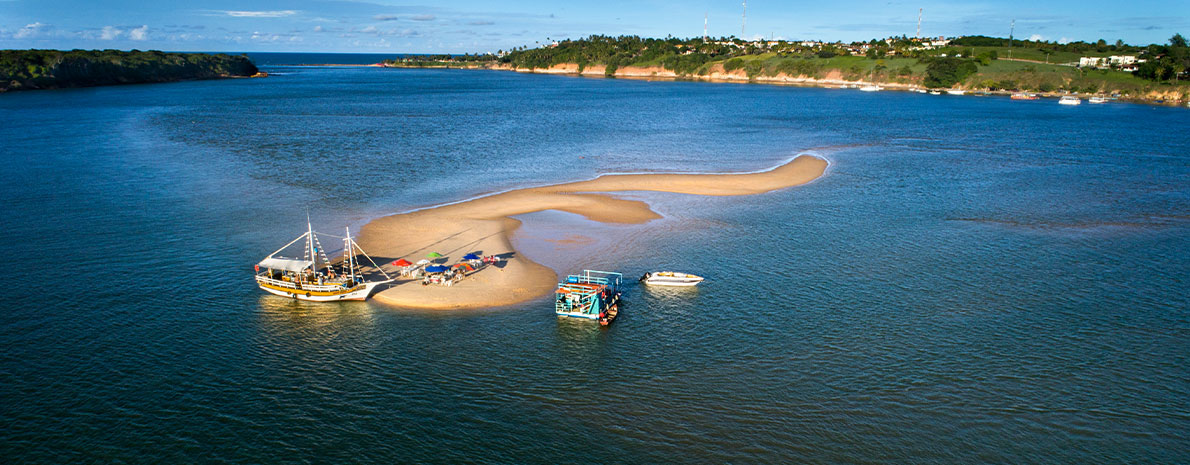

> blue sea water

[{"left": 1, "top": 62, "right": 1188, "bottom": 463}]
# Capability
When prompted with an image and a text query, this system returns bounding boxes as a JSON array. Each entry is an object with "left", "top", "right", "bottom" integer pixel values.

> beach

[{"left": 358, "top": 154, "right": 829, "bottom": 309}]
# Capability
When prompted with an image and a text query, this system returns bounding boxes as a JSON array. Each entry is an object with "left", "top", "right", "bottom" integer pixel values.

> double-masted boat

[
  {"left": 555, "top": 270, "right": 623, "bottom": 325},
  {"left": 255, "top": 218, "right": 392, "bottom": 301}
]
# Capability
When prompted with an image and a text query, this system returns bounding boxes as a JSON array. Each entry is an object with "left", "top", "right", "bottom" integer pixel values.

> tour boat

[
  {"left": 859, "top": 85, "right": 882, "bottom": 92},
  {"left": 1011, "top": 92, "right": 1039, "bottom": 100},
  {"left": 1088, "top": 96, "right": 1108, "bottom": 104},
  {"left": 255, "top": 217, "right": 392, "bottom": 301},
  {"left": 555, "top": 270, "right": 623, "bottom": 325},
  {"left": 640, "top": 271, "right": 704, "bottom": 287},
  {"left": 1059, "top": 96, "right": 1082, "bottom": 105}
]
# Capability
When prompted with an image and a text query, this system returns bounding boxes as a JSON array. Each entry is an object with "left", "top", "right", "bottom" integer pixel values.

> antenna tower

[
  {"left": 704, "top": 12, "right": 708, "bottom": 40},
  {"left": 1009, "top": 19, "right": 1015, "bottom": 58},
  {"left": 741, "top": 1, "right": 747, "bottom": 38},
  {"left": 916, "top": 8, "right": 922, "bottom": 39}
]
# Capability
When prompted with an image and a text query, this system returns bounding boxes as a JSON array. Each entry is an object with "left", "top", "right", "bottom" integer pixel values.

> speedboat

[
  {"left": 1059, "top": 96, "right": 1082, "bottom": 105},
  {"left": 640, "top": 271, "right": 704, "bottom": 287}
]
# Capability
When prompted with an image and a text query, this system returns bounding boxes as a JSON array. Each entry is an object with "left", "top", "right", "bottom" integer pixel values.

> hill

[{"left": 1, "top": 49, "right": 260, "bottom": 92}]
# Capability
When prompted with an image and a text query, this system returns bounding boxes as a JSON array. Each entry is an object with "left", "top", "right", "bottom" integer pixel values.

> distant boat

[
  {"left": 929, "top": 90, "right": 942, "bottom": 95},
  {"left": 1059, "top": 96, "right": 1082, "bottom": 105},
  {"left": 255, "top": 217, "right": 393, "bottom": 301},
  {"left": 1088, "top": 96, "right": 1108, "bottom": 104},
  {"left": 913, "top": 88, "right": 928, "bottom": 94},
  {"left": 946, "top": 89, "right": 966, "bottom": 96},
  {"left": 1011, "top": 92, "right": 1038, "bottom": 100},
  {"left": 858, "top": 85, "right": 883, "bottom": 92},
  {"left": 640, "top": 271, "right": 704, "bottom": 287}
]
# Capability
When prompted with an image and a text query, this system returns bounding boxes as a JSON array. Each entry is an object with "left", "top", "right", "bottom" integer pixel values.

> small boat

[
  {"left": 946, "top": 89, "right": 966, "bottom": 96},
  {"left": 555, "top": 270, "right": 623, "bottom": 325},
  {"left": 913, "top": 88, "right": 928, "bottom": 94},
  {"left": 928, "top": 90, "right": 942, "bottom": 95},
  {"left": 858, "top": 85, "right": 882, "bottom": 92},
  {"left": 640, "top": 271, "right": 704, "bottom": 287},
  {"left": 1011, "top": 92, "right": 1038, "bottom": 100},
  {"left": 255, "top": 216, "right": 393, "bottom": 301},
  {"left": 1059, "top": 96, "right": 1082, "bottom": 105},
  {"left": 1088, "top": 96, "right": 1108, "bottom": 104}
]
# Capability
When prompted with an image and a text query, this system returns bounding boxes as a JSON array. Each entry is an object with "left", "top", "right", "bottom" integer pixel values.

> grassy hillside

[{"left": 1, "top": 49, "right": 259, "bottom": 92}]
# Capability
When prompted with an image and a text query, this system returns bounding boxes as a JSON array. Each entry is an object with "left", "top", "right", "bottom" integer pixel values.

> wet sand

[{"left": 358, "top": 154, "right": 828, "bottom": 309}]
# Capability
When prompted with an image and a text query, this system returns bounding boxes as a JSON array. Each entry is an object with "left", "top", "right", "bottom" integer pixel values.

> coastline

[
  {"left": 358, "top": 154, "right": 829, "bottom": 310},
  {"left": 377, "top": 62, "right": 1190, "bottom": 106}
]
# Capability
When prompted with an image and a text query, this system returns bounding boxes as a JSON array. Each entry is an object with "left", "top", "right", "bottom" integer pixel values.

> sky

[{"left": 1, "top": 0, "right": 1187, "bottom": 54}]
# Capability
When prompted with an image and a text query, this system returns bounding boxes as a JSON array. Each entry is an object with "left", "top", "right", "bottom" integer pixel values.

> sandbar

[{"left": 357, "top": 154, "right": 828, "bottom": 309}]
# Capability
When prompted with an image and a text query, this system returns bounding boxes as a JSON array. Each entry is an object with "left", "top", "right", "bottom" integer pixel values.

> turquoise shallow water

[{"left": 1, "top": 64, "right": 1188, "bottom": 463}]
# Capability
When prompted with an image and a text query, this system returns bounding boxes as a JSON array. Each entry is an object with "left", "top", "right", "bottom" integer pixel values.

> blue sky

[{"left": 1, "top": 0, "right": 1187, "bottom": 53}]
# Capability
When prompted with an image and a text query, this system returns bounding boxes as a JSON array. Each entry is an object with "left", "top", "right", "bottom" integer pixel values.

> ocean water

[{"left": 1, "top": 63, "right": 1188, "bottom": 463}]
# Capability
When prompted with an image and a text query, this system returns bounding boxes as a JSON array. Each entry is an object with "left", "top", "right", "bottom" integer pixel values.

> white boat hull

[{"left": 641, "top": 272, "right": 704, "bottom": 287}]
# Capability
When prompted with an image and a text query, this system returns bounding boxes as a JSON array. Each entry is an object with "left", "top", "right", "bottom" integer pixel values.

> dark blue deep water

[{"left": 1, "top": 64, "right": 1188, "bottom": 463}]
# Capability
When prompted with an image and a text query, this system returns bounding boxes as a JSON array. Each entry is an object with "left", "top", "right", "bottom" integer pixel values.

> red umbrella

[{"left": 393, "top": 258, "right": 413, "bottom": 267}]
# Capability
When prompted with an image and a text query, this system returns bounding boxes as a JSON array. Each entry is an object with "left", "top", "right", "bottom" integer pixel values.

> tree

[
  {"left": 1171, "top": 33, "right": 1187, "bottom": 48},
  {"left": 922, "top": 57, "right": 978, "bottom": 88}
]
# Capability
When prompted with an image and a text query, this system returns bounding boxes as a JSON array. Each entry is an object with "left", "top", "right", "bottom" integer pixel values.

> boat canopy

[{"left": 258, "top": 257, "right": 313, "bottom": 272}]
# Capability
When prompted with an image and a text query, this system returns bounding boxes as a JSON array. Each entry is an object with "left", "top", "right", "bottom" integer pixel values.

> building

[{"left": 1080, "top": 55, "right": 1138, "bottom": 69}]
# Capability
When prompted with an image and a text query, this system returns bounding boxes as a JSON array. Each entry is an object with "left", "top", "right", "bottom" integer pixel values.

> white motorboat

[
  {"left": 640, "top": 271, "right": 704, "bottom": 287},
  {"left": 859, "top": 85, "right": 883, "bottom": 92},
  {"left": 946, "top": 89, "right": 966, "bottom": 96},
  {"left": 1088, "top": 96, "right": 1108, "bottom": 104},
  {"left": 1059, "top": 96, "right": 1082, "bottom": 105}
]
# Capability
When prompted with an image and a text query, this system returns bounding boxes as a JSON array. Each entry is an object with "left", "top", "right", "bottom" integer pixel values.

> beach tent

[
  {"left": 416, "top": 259, "right": 431, "bottom": 266},
  {"left": 463, "top": 253, "right": 480, "bottom": 260},
  {"left": 425, "top": 265, "right": 449, "bottom": 273},
  {"left": 393, "top": 258, "right": 412, "bottom": 267},
  {"left": 427, "top": 252, "right": 443, "bottom": 258}
]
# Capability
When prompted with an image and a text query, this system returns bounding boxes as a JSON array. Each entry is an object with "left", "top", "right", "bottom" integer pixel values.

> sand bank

[{"left": 358, "top": 154, "right": 828, "bottom": 309}]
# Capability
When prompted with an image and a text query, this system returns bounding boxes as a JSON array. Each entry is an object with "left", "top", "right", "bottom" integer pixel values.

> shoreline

[
  {"left": 358, "top": 154, "right": 829, "bottom": 310},
  {"left": 373, "top": 62, "right": 1189, "bottom": 107}
]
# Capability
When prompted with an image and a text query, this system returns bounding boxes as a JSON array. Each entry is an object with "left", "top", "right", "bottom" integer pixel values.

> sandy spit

[{"left": 358, "top": 154, "right": 828, "bottom": 309}]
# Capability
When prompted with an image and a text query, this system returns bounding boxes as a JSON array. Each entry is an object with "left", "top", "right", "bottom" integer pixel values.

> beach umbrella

[
  {"left": 463, "top": 253, "right": 480, "bottom": 260},
  {"left": 426, "top": 252, "right": 443, "bottom": 258},
  {"left": 416, "top": 259, "right": 431, "bottom": 265},
  {"left": 425, "top": 265, "right": 448, "bottom": 273},
  {"left": 393, "top": 258, "right": 412, "bottom": 267},
  {"left": 453, "top": 263, "right": 475, "bottom": 271}
]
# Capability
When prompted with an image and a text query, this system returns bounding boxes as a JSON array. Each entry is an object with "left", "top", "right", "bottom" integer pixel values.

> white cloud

[
  {"left": 1057, "top": 37, "right": 1071, "bottom": 45},
  {"left": 100, "top": 25, "right": 122, "bottom": 40},
  {"left": 130, "top": 25, "right": 148, "bottom": 41},
  {"left": 1028, "top": 34, "right": 1046, "bottom": 41},
  {"left": 361, "top": 26, "right": 378, "bottom": 33},
  {"left": 374, "top": 14, "right": 400, "bottom": 21},
  {"left": 410, "top": 14, "right": 435, "bottom": 21},
  {"left": 223, "top": 10, "right": 297, "bottom": 18},
  {"left": 313, "top": 25, "right": 324, "bottom": 32},
  {"left": 14, "top": 22, "right": 48, "bottom": 39}
]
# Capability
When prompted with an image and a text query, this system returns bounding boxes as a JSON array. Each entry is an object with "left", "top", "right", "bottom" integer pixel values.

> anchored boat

[
  {"left": 640, "top": 271, "right": 704, "bottom": 287},
  {"left": 255, "top": 217, "right": 392, "bottom": 301},
  {"left": 555, "top": 270, "right": 623, "bottom": 325}
]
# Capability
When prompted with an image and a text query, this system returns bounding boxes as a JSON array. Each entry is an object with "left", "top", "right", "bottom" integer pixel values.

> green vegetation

[
  {"left": 923, "top": 57, "right": 978, "bottom": 88},
  {"left": 383, "top": 33, "right": 1190, "bottom": 101},
  {"left": 1, "top": 49, "right": 259, "bottom": 92}
]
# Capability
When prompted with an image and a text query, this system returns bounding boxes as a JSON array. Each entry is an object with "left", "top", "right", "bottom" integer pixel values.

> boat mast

[
  {"left": 346, "top": 226, "right": 356, "bottom": 282},
  {"left": 306, "top": 211, "right": 316, "bottom": 277}
]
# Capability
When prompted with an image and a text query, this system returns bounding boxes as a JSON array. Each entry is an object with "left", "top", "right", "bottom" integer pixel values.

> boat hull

[
  {"left": 643, "top": 278, "right": 703, "bottom": 286},
  {"left": 257, "top": 278, "right": 387, "bottom": 302}
]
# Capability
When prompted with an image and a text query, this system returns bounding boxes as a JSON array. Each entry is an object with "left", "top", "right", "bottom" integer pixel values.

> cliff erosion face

[{"left": 1, "top": 50, "right": 260, "bottom": 92}]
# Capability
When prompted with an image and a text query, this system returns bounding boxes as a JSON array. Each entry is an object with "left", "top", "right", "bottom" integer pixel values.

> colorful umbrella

[
  {"left": 416, "top": 259, "right": 431, "bottom": 265},
  {"left": 426, "top": 252, "right": 443, "bottom": 258},
  {"left": 453, "top": 263, "right": 475, "bottom": 271},
  {"left": 463, "top": 253, "right": 480, "bottom": 260},
  {"left": 393, "top": 258, "right": 412, "bottom": 267},
  {"left": 424, "top": 265, "right": 448, "bottom": 273}
]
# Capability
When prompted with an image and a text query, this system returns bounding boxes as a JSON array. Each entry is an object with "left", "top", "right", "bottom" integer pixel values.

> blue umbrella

[
  {"left": 425, "top": 265, "right": 449, "bottom": 273},
  {"left": 463, "top": 253, "right": 480, "bottom": 260}
]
